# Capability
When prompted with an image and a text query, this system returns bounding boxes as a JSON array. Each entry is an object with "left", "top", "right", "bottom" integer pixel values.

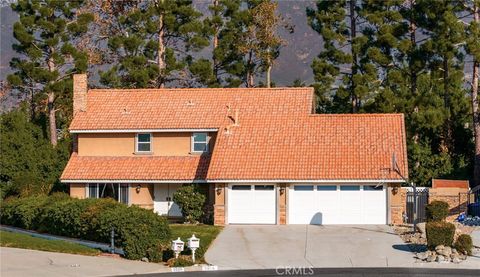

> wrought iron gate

[{"left": 406, "top": 190, "right": 429, "bottom": 224}]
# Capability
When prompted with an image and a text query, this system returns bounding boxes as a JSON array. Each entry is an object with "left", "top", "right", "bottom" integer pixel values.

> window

[
  {"left": 255, "top": 185, "right": 274, "bottom": 190},
  {"left": 294, "top": 185, "right": 314, "bottom": 191},
  {"left": 364, "top": 185, "right": 383, "bottom": 191},
  {"left": 192, "top": 133, "right": 208, "bottom": 153},
  {"left": 232, "top": 185, "right": 251, "bottom": 190},
  {"left": 88, "top": 183, "right": 129, "bottom": 204},
  {"left": 340, "top": 185, "right": 360, "bottom": 191},
  {"left": 317, "top": 185, "right": 337, "bottom": 191},
  {"left": 136, "top": 133, "right": 152, "bottom": 153}
]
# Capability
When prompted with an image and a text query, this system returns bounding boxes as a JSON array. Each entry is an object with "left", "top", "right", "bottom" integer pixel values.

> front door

[{"left": 154, "top": 184, "right": 183, "bottom": 217}]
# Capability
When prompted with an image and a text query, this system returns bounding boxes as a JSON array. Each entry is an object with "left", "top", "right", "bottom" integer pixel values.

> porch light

[
  {"left": 215, "top": 186, "right": 222, "bottom": 195},
  {"left": 279, "top": 187, "right": 286, "bottom": 195},
  {"left": 392, "top": 186, "right": 399, "bottom": 194},
  {"left": 135, "top": 185, "right": 141, "bottom": 193},
  {"left": 187, "top": 234, "right": 200, "bottom": 263},
  {"left": 171, "top": 237, "right": 185, "bottom": 259}
]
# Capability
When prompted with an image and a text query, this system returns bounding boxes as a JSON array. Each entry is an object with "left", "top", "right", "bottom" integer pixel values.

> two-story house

[{"left": 61, "top": 74, "right": 408, "bottom": 226}]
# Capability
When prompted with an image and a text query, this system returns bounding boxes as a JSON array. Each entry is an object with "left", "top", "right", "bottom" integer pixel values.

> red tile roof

[
  {"left": 70, "top": 88, "right": 314, "bottom": 131},
  {"left": 64, "top": 87, "right": 408, "bottom": 182},
  {"left": 432, "top": 179, "right": 470, "bottom": 189},
  {"left": 207, "top": 114, "right": 408, "bottom": 181},
  {"left": 61, "top": 153, "right": 210, "bottom": 181}
]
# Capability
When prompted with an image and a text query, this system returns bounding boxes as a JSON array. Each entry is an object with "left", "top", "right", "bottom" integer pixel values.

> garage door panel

[
  {"left": 363, "top": 185, "right": 386, "bottom": 224},
  {"left": 228, "top": 186, "right": 253, "bottom": 224},
  {"left": 316, "top": 186, "right": 339, "bottom": 224},
  {"left": 253, "top": 186, "right": 276, "bottom": 224},
  {"left": 289, "top": 186, "right": 316, "bottom": 224}
]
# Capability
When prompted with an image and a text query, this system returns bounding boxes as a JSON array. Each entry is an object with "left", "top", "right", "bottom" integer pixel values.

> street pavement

[{"left": 0, "top": 247, "right": 168, "bottom": 277}]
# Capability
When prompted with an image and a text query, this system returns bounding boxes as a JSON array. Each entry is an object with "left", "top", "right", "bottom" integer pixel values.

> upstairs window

[
  {"left": 136, "top": 133, "right": 152, "bottom": 153},
  {"left": 192, "top": 133, "right": 208, "bottom": 153}
]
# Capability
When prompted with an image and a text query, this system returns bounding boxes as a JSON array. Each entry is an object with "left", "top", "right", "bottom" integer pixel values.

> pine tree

[
  {"left": 201, "top": 0, "right": 288, "bottom": 88},
  {"left": 359, "top": 0, "right": 473, "bottom": 185},
  {"left": 7, "top": 0, "right": 93, "bottom": 146},
  {"left": 307, "top": 0, "right": 378, "bottom": 113},
  {"left": 98, "top": 0, "right": 208, "bottom": 88}
]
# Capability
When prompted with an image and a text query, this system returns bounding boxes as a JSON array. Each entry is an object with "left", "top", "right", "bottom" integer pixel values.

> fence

[
  {"left": 467, "top": 186, "right": 480, "bottom": 217},
  {"left": 405, "top": 190, "right": 429, "bottom": 224}
]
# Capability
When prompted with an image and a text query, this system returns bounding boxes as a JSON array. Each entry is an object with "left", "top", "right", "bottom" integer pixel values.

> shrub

[
  {"left": 167, "top": 255, "right": 194, "bottom": 267},
  {"left": 454, "top": 234, "right": 473, "bottom": 255},
  {"left": 0, "top": 194, "right": 170, "bottom": 261},
  {"left": 426, "top": 221, "right": 455, "bottom": 249},
  {"left": 426, "top": 201, "right": 449, "bottom": 222},
  {"left": 1, "top": 195, "right": 51, "bottom": 229},
  {"left": 173, "top": 185, "right": 206, "bottom": 223},
  {"left": 38, "top": 198, "right": 96, "bottom": 237}
]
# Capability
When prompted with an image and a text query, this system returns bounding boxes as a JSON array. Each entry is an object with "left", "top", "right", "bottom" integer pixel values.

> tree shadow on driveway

[{"left": 392, "top": 244, "right": 427, "bottom": 253}]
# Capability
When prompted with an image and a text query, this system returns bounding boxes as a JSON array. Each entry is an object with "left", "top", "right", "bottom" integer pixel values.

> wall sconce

[
  {"left": 136, "top": 185, "right": 141, "bottom": 193},
  {"left": 215, "top": 187, "right": 222, "bottom": 195},
  {"left": 279, "top": 187, "right": 286, "bottom": 195},
  {"left": 392, "top": 186, "right": 399, "bottom": 194}
]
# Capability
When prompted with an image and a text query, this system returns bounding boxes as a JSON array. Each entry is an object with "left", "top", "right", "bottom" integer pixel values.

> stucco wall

[
  {"left": 77, "top": 132, "right": 216, "bottom": 156},
  {"left": 130, "top": 184, "right": 154, "bottom": 209},
  {"left": 70, "top": 184, "right": 86, "bottom": 199}
]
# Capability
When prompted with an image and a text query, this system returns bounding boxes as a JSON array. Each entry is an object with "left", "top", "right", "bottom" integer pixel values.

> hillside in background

[{"left": 0, "top": 1, "right": 321, "bottom": 111}]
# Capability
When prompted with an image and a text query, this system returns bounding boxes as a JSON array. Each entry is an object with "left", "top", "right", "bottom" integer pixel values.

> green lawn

[
  {"left": 0, "top": 231, "right": 100, "bottom": 256},
  {"left": 169, "top": 224, "right": 223, "bottom": 262}
]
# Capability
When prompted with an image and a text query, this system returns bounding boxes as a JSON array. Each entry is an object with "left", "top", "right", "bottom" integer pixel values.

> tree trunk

[
  {"left": 247, "top": 51, "right": 254, "bottom": 87},
  {"left": 473, "top": 4, "right": 480, "bottom": 188},
  {"left": 410, "top": 0, "right": 419, "bottom": 144},
  {"left": 212, "top": 0, "right": 219, "bottom": 84},
  {"left": 47, "top": 92, "right": 57, "bottom": 146},
  {"left": 157, "top": 0, "right": 166, "bottom": 88},
  {"left": 266, "top": 64, "right": 271, "bottom": 88},
  {"left": 47, "top": 47, "right": 57, "bottom": 146},
  {"left": 266, "top": 53, "right": 271, "bottom": 88},
  {"left": 349, "top": 0, "right": 358, "bottom": 112}
]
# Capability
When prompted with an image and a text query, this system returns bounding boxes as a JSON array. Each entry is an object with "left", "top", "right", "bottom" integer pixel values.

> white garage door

[
  {"left": 289, "top": 185, "right": 386, "bottom": 224},
  {"left": 228, "top": 184, "right": 276, "bottom": 224}
]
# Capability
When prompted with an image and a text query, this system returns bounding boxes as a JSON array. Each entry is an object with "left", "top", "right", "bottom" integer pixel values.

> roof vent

[
  {"left": 186, "top": 100, "right": 195, "bottom": 106},
  {"left": 225, "top": 105, "right": 240, "bottom": 135},
  {"left": 122, "top": 107, "right": 131, "bottom": 115}
]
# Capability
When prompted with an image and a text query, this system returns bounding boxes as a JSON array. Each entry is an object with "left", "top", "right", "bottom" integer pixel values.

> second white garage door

[
  {"left": 288, "top": 185, "right": 386, "bottom": 224},
  {"left": 228, "top": 184, "right": 276, "bottom": 224}
]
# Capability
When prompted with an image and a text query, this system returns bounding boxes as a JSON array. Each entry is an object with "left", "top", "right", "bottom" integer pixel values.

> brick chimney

[{"left": 73, "top": 74, "right": 87, "bottom": 115}]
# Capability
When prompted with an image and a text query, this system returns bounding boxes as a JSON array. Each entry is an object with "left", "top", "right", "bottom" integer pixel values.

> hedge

[
  {"left": 454, "top": 234, "right": 473, "bottom": 255},
  {"left": 0, "top": 194, "right": 170, "bottom": 261},
  {"left": 426, "top": 221, "right": 455, "bottom": 249},
  {"left": 426, "top": 201, "right": 449, "bottom": 222}
]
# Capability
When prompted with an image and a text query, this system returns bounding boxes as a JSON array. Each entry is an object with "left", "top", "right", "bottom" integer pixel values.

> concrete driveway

[{"left": 204, "top": 225, "right": 415, "bottom": 269}]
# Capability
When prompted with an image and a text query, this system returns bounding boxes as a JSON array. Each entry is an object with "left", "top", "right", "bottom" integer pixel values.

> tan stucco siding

[
  {"left": 77, "top": 132, "right": 216, "bottom": 156},
  {"left": 70, "top": 184, "right": 86, "bottom": 199},
  {"left": 78, "top": 133, "right": 134, "bottom": 156},
  {"left": 130, "top": 184, "right": 154, "bottom": 209},
  {"left": 154, "top": 132, "right": 191, "bottom": 156}
]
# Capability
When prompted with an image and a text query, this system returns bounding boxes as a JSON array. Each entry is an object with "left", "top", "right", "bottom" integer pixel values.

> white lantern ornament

[
  {"left": 171, "top": 237, "right": 185, "bottom": 258},
  {"left": 187, "top": 234, "right": 200, "bottom": 263}
]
